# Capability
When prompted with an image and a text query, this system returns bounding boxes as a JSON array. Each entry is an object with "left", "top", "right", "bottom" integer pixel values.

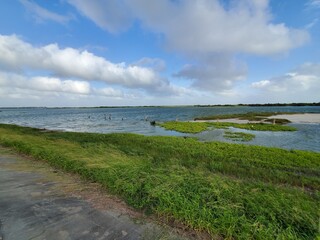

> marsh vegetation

[
  {"left": 0, "top": 124, "right": 319, "bottom": 239},
  {"left": 223, "top": 131, "right": 255, "bottom": 142},
  {"left": 159, "top": 121, "right": 296, "bottom": 134}
]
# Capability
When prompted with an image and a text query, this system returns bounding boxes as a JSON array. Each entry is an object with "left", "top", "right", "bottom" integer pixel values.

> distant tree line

[
  {"left": 240, "top": 102, "right": 320, "bottom": 107},
  {"left": 194, "top": 102, "right": 320, "bottom": 107}
]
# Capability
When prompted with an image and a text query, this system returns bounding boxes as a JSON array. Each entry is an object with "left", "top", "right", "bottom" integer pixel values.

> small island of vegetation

[
  {"left": 193, "top": 111, "right": 294, "bottom": 122},
  {"left": 158, "top": 112, "right": 298, "bottom": 135},
  {"left": 159, "top": 121, "right": 296, "bottom": 134},
  {"left": 223, "top": 131, "right": 255, "bottom": 142}
]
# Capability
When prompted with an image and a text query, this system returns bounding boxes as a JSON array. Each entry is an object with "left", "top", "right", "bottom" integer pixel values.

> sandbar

[
  {"left": 195, "top": 113, "right": 320, "bottom": 124},
  {"left": 266, "top": 113, "right": 320, "bottom": 124}
]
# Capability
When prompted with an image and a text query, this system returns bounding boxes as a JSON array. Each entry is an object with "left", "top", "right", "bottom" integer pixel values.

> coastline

[
  {"left": 195, "top": 113, "right": 320, "bottom": 124},
  {"left": 267, "top": 113, "right": 320, "bottom": 124}
]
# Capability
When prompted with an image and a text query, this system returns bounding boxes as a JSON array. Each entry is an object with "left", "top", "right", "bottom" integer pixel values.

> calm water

[{"left": 0, "top": 106, "right": 319, "bottom": 152}]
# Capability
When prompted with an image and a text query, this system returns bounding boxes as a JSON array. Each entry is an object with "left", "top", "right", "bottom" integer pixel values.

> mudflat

[{"left": 0, "top": 147, "right": 184, "bottom": 240}]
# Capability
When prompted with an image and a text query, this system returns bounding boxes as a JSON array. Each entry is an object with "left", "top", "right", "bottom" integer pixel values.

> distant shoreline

[
  {"left": 195, "top": 113, "right": 320, "bottom": 124},
  {"left": 0, "top": 102, "right": 319, "bottom": 109},
  {"left": 267, "top": 113, "right": 320, "bottom": 124}
]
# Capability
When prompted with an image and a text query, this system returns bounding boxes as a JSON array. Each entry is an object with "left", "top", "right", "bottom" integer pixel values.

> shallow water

[
  {"left": 195, "top": 123, "right": 320, "bottom": 152},
  {"left": 0, "top": 106, "right": 319, "bottom": 152}
]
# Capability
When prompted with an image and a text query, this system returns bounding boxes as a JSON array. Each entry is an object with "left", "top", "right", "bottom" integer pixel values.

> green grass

[
  {"left": 223, "top": 131, "right": 255, "bottom": 142},
  {"left": 159, "top": 121, "right": 296, "bottom": 133},
  {"left": 158, "top": 121, "right": 209, "bottom": 133},
  {"left": 0, "top": 124, "right": 319, "bottom": 239},
  {"left": 210, "top": 122, "right": 297, "bottom": 131}
]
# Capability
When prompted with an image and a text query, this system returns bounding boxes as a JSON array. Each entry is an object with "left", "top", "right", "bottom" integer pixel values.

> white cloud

[
  {"left": 65, "top": 0, "right": 310, "bottom": 93},
  {"left": 251, "top": 80, "right": 270, "bottom": 88},
  {"left": 251, "top": 63, "right": 320, "bottom": 102},
  {"left": 20, "top": 0, "right": 74, "bottom": 24},
  {"left": 67, "top": 0, "right": 132, "bottom": 33},
  {"left": 68, "top": 0, "right": 309, "bottom": 55},
  {"left": 306, "top": 0, "right": 320, "bottom": 9},
  {"left": 174, "top": 54, "right": 247, "bottom": 91},
  {"left": 0, "top": 34, "right": 191, "bottom": 106},
  {"left": 92, "top": 87, "right": 124, "bottom": 98},
  {"left": 0, "top": 72, "right": 88, "bottom": 95},
  {"left": 0, "top": 71, "right": 130, "bottom": 98},
  {"left": 0, "top": 34, "right": 174, "bottom": 92},
  {"left": 126, "top": 0, "right": 308, "bottom": 56},
  {"left": 0, "top": 71, "right": 195, "bottom": 107},
  {"left": 132, "top": 57, "right": 166, "bottom": 72}
]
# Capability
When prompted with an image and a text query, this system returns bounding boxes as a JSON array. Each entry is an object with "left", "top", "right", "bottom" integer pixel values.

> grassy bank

[
  {"left": 159, "top": 121, "right": 296, "bottom": 134},
  {"left": 0, "top": 124, "right": 319, "bottom": 239}
]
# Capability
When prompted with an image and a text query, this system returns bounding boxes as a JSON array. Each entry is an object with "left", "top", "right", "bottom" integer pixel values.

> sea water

[{"left": 0, "top": 106, "right": 319, "bottom": 152}]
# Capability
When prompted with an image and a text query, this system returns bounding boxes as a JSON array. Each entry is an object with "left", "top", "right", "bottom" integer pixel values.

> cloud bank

[
  {"left": 174, "top": 54, "right": 247, "bottom": 92},
  {"left": 66, "top": 0, "right": 309, "bottom": 92},
  {"left": 0, "top": 35, "right": 159, "bottom": 88},
  {"left": 0, "top": 34, "right": 188, "bottom": 105},
  {"left": 252, "top": 63, "right": 320, "bottom": 102},
  {"left": 4, "top": 0, "right": 316, "bottom": 106},
  {"left": 125, "top": 0, "right": 308, "bottom": 56},
  {"left": 68, "top": 0, "right": 309, "bottom": 55}
]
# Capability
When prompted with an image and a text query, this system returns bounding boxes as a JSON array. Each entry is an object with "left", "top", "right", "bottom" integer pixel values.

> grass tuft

[{"left": 223, "top": 131, "right": 255, "bottom": 142}]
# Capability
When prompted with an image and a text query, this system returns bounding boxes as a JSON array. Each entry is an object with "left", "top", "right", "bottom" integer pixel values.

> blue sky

[{"left": 0, "top": 0, "right": 319, "bottom": 107}]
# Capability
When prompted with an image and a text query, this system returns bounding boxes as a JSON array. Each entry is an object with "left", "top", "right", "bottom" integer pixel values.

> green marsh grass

[
  {"left": 159, "top": 121, "right": 296, "bottom": 133},
  {"left": 0, "top": 124, "right": 319, "bottom": 239},
  {"left": 209, "top": 122, "right": 297, "bottom": 131},
  {"left": 223, "top": 131, "right": 255, "bottom": 142},
  {"left": 158, "top": 121, "right": 208, "bottom": 133}
]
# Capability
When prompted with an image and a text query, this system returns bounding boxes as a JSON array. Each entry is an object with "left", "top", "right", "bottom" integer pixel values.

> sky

[{"left": 0, "top": 0, "right": 319, "bottom": 107}]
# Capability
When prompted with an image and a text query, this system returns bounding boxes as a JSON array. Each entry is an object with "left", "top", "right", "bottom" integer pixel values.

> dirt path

[{"left": 0, "top": 147, "right": 186, "bottom": 240}]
